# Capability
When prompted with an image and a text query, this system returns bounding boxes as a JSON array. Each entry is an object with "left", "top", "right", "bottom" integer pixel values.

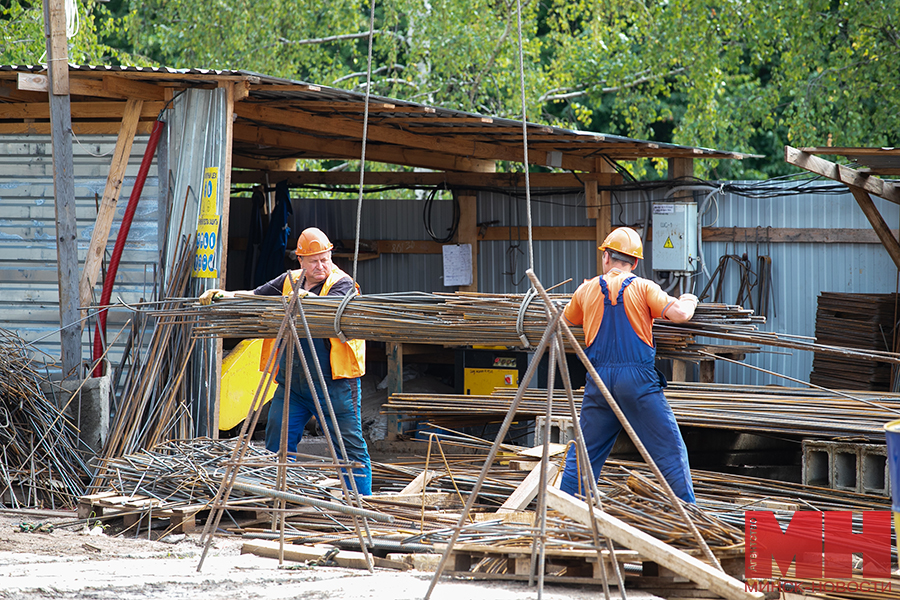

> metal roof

[{"left": 0, "top": 64, "right": 753, "bottom": 170}]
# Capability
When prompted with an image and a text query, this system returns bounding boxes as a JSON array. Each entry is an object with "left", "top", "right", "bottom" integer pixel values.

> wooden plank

[
  {"left": 234, "top": 103, "right": 597, "bottom": 171},
  {"left": 0, "top": 101, "right": 163, "bottom": 120},
  {"left": 545, "top": 487, "right": 763, "bottom": 600},
  {"left": 232, "top": 123, "right": 496, "bottom": 172},
  {"left": 701, "top": 227, "right": 897, "bottom": 244},
  {"left": 497, "top": 460, "right": 559, "bottom": 514},
  {"left": 241, "top": 540, "right": 409, "bottom": 570},
  {"left": 849, "top": 188, "right": 900, "bottom": 270},
  {"left": 398, "top": 469, "right": 438, "bottom": 495},
  {"left": 229, "top": 170, "right": 615, "bottom": 188},
  {"left": 457, "top": 194, "right": 478, "bottom": 292},
  {"left": 79, "top": 98, "right": 144, "bottom": 308},
  {"left": 17, "top": 73, "right": 166, "bottom": 100},
  {"left": 785, "top": 145, "right": 900, "bottom": 204},
  {"left": 0, "top": 122, "right": 155, "bottom": 135}
]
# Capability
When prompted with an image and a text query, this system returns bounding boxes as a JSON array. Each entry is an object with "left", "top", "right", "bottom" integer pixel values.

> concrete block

[
  {"left": 802, "top": 439, "right": 889, "bottom": 496},
  {"left": 43, "top": 360, "right": 111, "bottom": 454},
  {"left": 535, "top": 415, "right": 575, "bottom": 446}
]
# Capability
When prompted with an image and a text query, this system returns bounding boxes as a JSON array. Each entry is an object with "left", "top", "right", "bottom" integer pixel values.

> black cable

[{"left": 423, "top": 186, "right": 459, "bottom": 243}]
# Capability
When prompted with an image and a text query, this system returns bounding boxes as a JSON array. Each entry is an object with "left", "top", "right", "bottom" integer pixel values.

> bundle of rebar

[
  {"left": 382, "top": 382, "right": 900, "bottom": 442},
  {"left": 91, "top": 238, "right": 201, "bottom": 491},
  {"left": 141, "top": 291, "right": 900, "bottom": 365},
  {"left": 0, "top": 329, "right": 91, "bottom": 508}
]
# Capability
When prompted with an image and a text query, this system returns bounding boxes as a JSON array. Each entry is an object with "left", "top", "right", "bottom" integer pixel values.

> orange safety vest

[{"left": 259, "top": 267, "right": 366, "bottom": 379}]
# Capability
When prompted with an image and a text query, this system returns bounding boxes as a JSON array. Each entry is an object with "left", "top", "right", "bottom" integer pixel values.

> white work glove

[
  {"left": 678, "top": 293, "right": 699, "bottom": 306},
  {"left": 199, "top": 288, "right": 225, "bottom": 305}
]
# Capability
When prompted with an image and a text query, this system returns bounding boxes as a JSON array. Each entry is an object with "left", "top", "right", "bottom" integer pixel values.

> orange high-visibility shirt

[{"left": 563, "top": 269, "right": 678, "bottom": 348}]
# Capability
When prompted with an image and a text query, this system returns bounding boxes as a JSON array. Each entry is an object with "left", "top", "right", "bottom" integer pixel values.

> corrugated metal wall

[
  {"left": 0, "top": 135, "right": 158, "bottom": 368},
  {"left": 286, "top": 182, "right": 900, "bottom": 386}
]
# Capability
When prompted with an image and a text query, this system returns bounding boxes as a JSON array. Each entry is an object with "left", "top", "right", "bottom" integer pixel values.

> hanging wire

[
  {"left": 352, "top": 0, "right": 377, "bottom": 283},
  {"left": 514, "top": 0, "right": 534, "bottom": 270}
]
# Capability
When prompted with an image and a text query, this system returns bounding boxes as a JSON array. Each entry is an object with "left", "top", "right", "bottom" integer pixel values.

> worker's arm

[{"left": 663, "top": 293, "right": 699, "bottom": 323}]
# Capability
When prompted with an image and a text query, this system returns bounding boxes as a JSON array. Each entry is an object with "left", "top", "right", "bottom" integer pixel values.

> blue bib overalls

[{"left": 559, "top": 275, "right": 695, "bottom": 502}]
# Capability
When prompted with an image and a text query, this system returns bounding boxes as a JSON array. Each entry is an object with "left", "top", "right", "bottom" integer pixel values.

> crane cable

[
  {"left": 514, "top": 0, "right": 535, "bottom": 272},
  {"left": 352, "top": 0, "right": 377, "bottom": 283}
]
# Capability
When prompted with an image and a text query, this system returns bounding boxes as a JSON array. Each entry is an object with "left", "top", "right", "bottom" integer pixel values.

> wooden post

[
  {"left": 386, "top": 342, "right": 403, "bottom": 440},
  {"left": 457, "top": 193, "right": 478, "bottom": 292},
  {"left": 212, "top": 81, "right": 237, "bottom": 438},
  {"left": 79, "top": 98, "right": 144, "bottom": 308},
  {"left": 591, "top": 160, "right": 616, "bottom": 276},
  {"left": 849, "top": 188, "right": 900, "bottom": 270},
  {"left": 43, "top": 0, "right": 81, "bottom": 379}
]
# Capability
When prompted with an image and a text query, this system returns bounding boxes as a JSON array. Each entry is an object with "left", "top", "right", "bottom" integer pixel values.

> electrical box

[{"left": 652, "top": 202, "right": 698, "bottom": 273}]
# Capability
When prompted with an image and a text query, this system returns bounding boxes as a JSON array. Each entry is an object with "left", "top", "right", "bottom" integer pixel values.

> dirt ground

[{"left": 0, "top": 511, "right": 657, "bottom": 600}]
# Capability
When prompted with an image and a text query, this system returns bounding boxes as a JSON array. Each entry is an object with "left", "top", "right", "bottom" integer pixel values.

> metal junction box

[{"left": 651, "top": 202, "right": 698, "bottom": 273}]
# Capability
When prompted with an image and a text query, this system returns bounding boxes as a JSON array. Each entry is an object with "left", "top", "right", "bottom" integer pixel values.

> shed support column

[
  {"left": 386, "top": 342, "right": 404, "bottom": 440},
  {"left": 44, "top": 0, "right": 81, "bottom": 379},
  {"left": 849, "top": 188, "right": 900, "bottom": 270},
  {"left": 458, "top": 193, "right": 478, "bottom": 292},
  {"left": 591, "top": 159, "right": 616, "bottom": 276}
]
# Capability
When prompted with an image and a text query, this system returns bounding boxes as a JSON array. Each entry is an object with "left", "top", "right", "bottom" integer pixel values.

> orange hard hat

[
  {"left": 296, "top": 227, "right": 333, "bottom": 256},
  {"left": 599, "top": 227, "right": 643, "bottom": 260}
]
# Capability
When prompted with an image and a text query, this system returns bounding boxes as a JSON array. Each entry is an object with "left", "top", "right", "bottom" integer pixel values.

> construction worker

[
  {"left": 200, "top": 227, "right": 372, "bottom": 496},
  {"left": 559, "top": 226, "right": 698, "bottom": 503}
]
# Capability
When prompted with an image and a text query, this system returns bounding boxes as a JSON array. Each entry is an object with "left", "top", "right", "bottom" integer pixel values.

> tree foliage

[{"left": 2, "top": 0, "right": 897, "bottom": 178}]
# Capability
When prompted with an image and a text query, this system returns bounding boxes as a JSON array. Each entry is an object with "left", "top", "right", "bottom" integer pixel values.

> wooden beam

[
  {"left": 457, "top": 194, "right": 478, "bottom": 292},
  {"left": 701, "top": 226, "right": 898, "bottom": 244},
  {"left": 232, "top": 123, "right": 496, "bottom": 172},
  {"left": 785, "top": 145, "right": 900, "bottom": 204},
  {"left": 595, "top": 160, "right": 616, "bottom": 275},
  {"left": 232, "top": 156, "right": 299, "bottom": 171},
  {"left": 398, "top": 469, "right": 438, "bottom": 495},
  {"left": 545, "top": 487, "right": 763, "bottom": 600},
  {"left": 230, "top": 170, "right": 611, "bottom": 188},
  {"left": 241, "top": 540, "right": 408, "bottom": 571},
  {"left": 234, "top": 103, "right": 597, "bottom": 171},
  {"left": 849, "top": 188, "right": 900, "bottom": 270},
  {"left": 17, "top": 72, "right": 167, "bottom": 100},
  {"left": 0, "top": 122, "right": 156, "bottom": 135},
  {"left": 79, "top": 98, "right": 144, "bottom": 308},
  {"left": 0, "top": 101, "right": 165, "bottom": 120}
]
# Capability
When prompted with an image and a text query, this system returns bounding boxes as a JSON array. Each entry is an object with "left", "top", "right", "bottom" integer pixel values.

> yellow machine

[
  {"left": 457, "top": 349, "right": 525, "bottom": 395},
  {"left": 219, "top": 339, "right": 276, "bottom": 432}
]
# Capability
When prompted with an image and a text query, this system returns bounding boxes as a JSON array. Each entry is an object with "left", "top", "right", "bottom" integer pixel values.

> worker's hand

[
  {"left": 678, "top": 293, "right": 699, "bottom": 306},
  {"left": 199, "top": 288, "right": 226, "bottom": 305}
]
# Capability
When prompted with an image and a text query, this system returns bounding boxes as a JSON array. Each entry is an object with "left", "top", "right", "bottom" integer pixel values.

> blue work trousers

[{"left": 266, "top": 372, "right": 372, "bottom": 496}]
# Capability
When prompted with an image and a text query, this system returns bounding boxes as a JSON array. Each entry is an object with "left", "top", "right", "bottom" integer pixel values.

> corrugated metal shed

[{"left": 0, "top": 135, "right": 158, "bottom": 365}]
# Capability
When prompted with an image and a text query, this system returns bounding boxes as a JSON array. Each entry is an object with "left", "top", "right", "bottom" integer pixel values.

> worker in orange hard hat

[
  {"left": 200, "top": 226, "right": 371, "bottom": 495},
  {"left": 559, "top": 226, "right": 699, "bottom": 502}
]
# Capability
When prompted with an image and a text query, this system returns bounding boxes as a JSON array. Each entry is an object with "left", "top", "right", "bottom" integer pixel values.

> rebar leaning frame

[
  {"left": 196, "top": 277, "right": 374, "bottom": 572},
  {"left": 425, "top": 269, "right": 722, "bottom": 600}
]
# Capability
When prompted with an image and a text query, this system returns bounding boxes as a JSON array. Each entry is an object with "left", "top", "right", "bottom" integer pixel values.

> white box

[{"left": 651, "top": 202, "right": 698, "bottom": 272}]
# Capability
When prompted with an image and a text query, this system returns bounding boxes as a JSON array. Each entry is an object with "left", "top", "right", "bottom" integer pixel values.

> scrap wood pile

[
  {"left": 810, "top": 292, "right": 899, "bottom": 391},
  {"left": 149, "top": 292, "right": 762, "bottom": 361},
  {"left": 0, "top": 328, "right": 90, "bottom": 509},
  {"left": 382, "top": 382, "right": 900, "bottom": 442}
]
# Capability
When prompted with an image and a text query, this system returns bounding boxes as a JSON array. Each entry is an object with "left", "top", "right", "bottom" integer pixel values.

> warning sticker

[
  {"left": 653, "top": 204, "right": 674, "bottom": 214},
  {"left": 663, "top": 237, "right": 674, "bottom": 249}
]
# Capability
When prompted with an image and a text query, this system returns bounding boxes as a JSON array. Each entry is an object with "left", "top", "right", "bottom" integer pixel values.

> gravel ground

[{"left": 0, "top": 512, "right": 657, "bottom": 600}]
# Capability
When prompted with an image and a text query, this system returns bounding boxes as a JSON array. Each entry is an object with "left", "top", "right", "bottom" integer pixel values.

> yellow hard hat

[
  {"left": 599, "top": 227, "right": 643, "bottom": 260},
  {"left": 296, "top": 227, "right": 333, "bottom": 256}
]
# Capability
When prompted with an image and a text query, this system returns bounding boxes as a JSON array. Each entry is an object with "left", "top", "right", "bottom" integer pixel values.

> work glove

[
  {"left": 678, "top": 293, "right": 699, "bottom": 305},
  {"left": 199, "top": 288, "right": 225, "bottom": 305}
]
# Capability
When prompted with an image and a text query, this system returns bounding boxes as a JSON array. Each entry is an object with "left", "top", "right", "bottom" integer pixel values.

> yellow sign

[
  {"left": 193, "top": 167, "right": 220, "bottom": 279},
  {"left": 663, "top": 237, "right": 674, "bottom": 249}
]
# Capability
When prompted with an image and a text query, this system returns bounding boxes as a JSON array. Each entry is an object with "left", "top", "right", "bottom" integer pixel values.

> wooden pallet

[
  {"left": 436, "top": 542, "right": 642, "bottom": 584},
  {"left": 77, "top": 491, "right": 228, "bottom": 533}
]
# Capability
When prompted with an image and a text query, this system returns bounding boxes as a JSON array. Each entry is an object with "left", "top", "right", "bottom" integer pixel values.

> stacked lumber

[{"left": 810, "top": 292, "right": 899, "bottom": 390}]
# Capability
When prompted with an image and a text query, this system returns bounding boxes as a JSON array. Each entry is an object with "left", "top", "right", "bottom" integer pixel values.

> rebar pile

[
  {"left": 382, "top": 382, "right": 900, "bottom": 442},
  {"left": 148, "top": 292, "right": 762, "bottom": 360},
  {"left": 0, "top": 329, "right": 91, "bottom": 508},
  {"left": 92, "top": 238, "right": 201, "bottom": 490}
]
